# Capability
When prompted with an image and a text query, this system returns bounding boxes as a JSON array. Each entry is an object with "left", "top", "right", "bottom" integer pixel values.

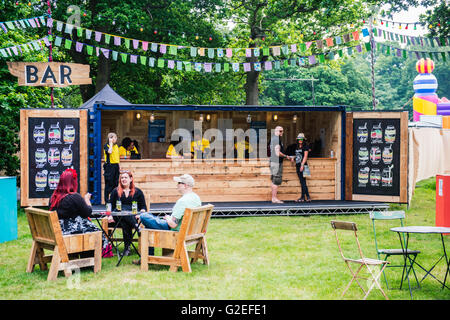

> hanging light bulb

[
  {"left": 195, "top": 34, "right": 199, "bottom": 40},
  {"left": 199, "top": 114, "right": 204, "bottom": 122},
  {"left": 293, "top": 114, "right": 298, "bottom": 123},
  {"left": 246, "top": 114, "right": 252, "bottom": 123},
  {"left": 206, "top": 114, "right": 211, "bottom": 122},
  {"left": 150, "top": 113, "right": 155, "bottom": 123},
  {"left": 272, "top": 114, "right": 278, "bottom": 122},
  {"left": 136, "top": 112, "right": 141, "bottom": 121}
]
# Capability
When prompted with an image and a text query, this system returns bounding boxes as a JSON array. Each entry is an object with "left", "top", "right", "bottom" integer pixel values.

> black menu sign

[
  {"left": 352, "top": 118, "right": 401, "bottom": 196},
  {"left": 28, "top": 117, "right": 80, "bottom": 199}
]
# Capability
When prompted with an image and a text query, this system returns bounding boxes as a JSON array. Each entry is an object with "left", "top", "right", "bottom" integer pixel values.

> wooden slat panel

[{"left": 102, "top": 158, "right": 337, "bottom": 203}]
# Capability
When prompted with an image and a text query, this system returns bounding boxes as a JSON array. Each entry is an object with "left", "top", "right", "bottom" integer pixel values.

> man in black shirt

[{"left": 269, "top": 126, "right": 291, "bottom": 203}]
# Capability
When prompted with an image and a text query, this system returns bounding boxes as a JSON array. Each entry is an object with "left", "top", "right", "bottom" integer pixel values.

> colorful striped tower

[{"left": 413, "top": 58, "right": 438, "bottom": 121}]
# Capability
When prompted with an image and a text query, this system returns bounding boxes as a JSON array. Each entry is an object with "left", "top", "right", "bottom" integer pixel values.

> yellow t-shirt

[
  {"left": 104, "top": 144, "right": 120, "bottom": 163},
  {"left": 131, "top": 146, "right": 139, "bottom": 154},
  {"left": 119, "top": 146, "right": 131, "bottom": 158},
  {"left": 191, "top": 138, "right": 210, "bottom": 152},
  {"left": 191, "top": 138, "right": 210, "bottom": 159},
  {"left": 166, "top": 144, "right": 180, "bottom": 157},
  {"left": 235, "top": 140, "right": 254, "bottom": 158}
]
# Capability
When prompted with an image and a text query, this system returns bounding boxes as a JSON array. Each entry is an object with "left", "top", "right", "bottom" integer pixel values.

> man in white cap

[{"left": 135, "top": 174, "right": 201, "bottom": 258}]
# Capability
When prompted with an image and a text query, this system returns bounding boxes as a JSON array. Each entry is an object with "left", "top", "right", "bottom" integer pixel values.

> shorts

[{"left": 270, "top": 162, "right": 283, "bottom": 186}]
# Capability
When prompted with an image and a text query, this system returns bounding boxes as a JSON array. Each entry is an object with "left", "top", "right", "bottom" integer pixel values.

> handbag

[
  {"left": 303, "top": 164, "right": 311, "bottom": 177},
  {"left": 102, "top": 243, "right": 114, "bottom": 258}
]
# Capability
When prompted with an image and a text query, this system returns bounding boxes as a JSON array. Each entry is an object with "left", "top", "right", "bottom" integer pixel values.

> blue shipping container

[{"left": 0, "top": 177, "right": 18, "bottom": 243}]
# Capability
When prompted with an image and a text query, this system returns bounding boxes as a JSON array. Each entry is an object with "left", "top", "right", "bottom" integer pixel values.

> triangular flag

[
  {"left": 125, "top": 38, "right": 130, "bottom": 49},
  {"left": 308, "top": 55, "right": 316, "bottom": 64},
  {"left": 133, "top": 39, "right": 139, "bottom": 49},
  {"left": 223, "top": 63, "right": 230, "bottom": 72},
  {"left": 120, "top": 53, "right": 128, "bottom": 63},
  {"left": 184, "top": 62, "right": 192, "bottom": 72},
  {"left": 204, "top": 62, "right": 212, "bottom": 72},
  {"left": 315, "top": 40, "right": 323, "bottom": 50},
  {"left": 264, "top": 61, "right": 272, "bottom": 70},
  {"left": 75, "top": 42, "right": 83, "bottom": 52},
  {"left": 352, "top": 31, "right": 359, "bottom": 41},
  {"left": 243, "top": 63, "right": 251, "bottom": 72},
  {"left": 114, "top": 36, "right": 121, "bottom": 46},
  {"left": 168, "top": 60, "right": 175, "bottom": 69},
  {"left": 86, "top": 45, "right": 93, "bottom": 56},
  {"left": 85, "top": 29, "right": 92, "bottom": 40},
  {"left": 112, "top": 51, "right": 118, "bottom": 61},
  {"left": 226, "top": 48, "right": 233, "bottom": 57},
  {"left": 140, "top": 56, "right": 147, "bottom": 65},
  {"left": 208, "top": 48, "right": 214, "bottom": 58},
  {"left": 151, "top": 43, "right": 158, "bottom": 52},
  {"left": 130, "top": 55, "right": 137, "bottom": 64},
  {"left": 149, "top": 57, "right": 155, "bottom": 67},
  {"left": 215, "top": 63, "right": 221, "bottom": 72},
  {"left": 142, "top": 41, "right": 148, "bottom": 51},
  {"left": 157, "top": 58, "right": 164, "bottom": 68},
  {"left": 169, "top": 45, "right": 178, "bottom": 55},
  {"left": 101, "top": 48, "right": 110, "bottom": 59},
  {"left": 263, "top": 47, "right": 270, "bottom": 56},
  {"left": 105, "top": 34, "right": 111, "bottom": 44}
]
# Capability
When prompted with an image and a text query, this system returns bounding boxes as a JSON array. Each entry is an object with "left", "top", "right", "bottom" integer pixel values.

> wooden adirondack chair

[
  {"left": 139, "top": 204, "right": 214, "bottom": 272},
  {"left": 25, "top": 207, "right": 102, "bottom": 281}
]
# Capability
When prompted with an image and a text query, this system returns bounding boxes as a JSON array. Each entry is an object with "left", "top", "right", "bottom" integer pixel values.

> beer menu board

[
  {"left": 352, "top": 118, "right": 400, "bottom": 196},
  {"left": 28, "top": 117, "right": 80, "bottom": 198}
]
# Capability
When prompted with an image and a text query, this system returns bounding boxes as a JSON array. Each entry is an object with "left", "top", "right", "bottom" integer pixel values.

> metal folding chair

[
  {"left": 331, "top": 220, "right": 389, "bottom": 300},
  {"left": 370, "top": 211, "right": 421, "bottom": 290}
]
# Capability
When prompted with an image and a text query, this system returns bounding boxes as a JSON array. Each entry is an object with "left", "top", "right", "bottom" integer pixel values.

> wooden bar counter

[{"left": 102, "top": 158, "right": 338, "bottom": 204}]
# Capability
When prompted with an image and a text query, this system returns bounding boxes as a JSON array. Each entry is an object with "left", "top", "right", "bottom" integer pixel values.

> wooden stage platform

[{"left": 92, "top": 200, "right": 389, "bottom": 218}]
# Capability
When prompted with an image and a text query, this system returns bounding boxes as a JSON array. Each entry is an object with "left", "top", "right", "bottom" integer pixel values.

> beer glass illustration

[
  {"left": 61, "top": 145, "right": 73, "bottom": 167},
  {"left": 48, "top": 122, "right": 61, "bottom": 144},
  {"left": 357, "top": 122, "right": 368, "bottom": 143},
  {"left": 63, "top": 124, "right": 76, "bottom": 144},
  {"left": 358, "top": 147, "right": 369, "bottom": 165},
  {"left": 382, "top": 165, "right": 394, "bottom": 187},
  {"left": 48, "top": 171, "right": 60, "bottom": 190},
  {"left": 370, "top": 146, "right": 381, "bottom": 165},
  {"left": 370, "top": 168, "right": 381, "bottom": 186},
  {"left": 370, "top": 122, "right": 383, "bottom": 144},
  {"left": 35, "top": 148, "right": 47, "bottom": 168},
  {"left": 385, "top": 125, "right": 396, "bottom": 144},
  {"left": 33, "top": 122, "right": 45, "bottom": 144},
  {"left": 35, "top": 170, "right": 48, "bottom": 190},
  {"left": 358, "top": 167, "right": 369, "bottom": 186},
  {"left": 48, "top": 147, "right": 60, "bottom": 167},
  {"left": 382, "top": 145, "right": 393, "bottom": 164}
]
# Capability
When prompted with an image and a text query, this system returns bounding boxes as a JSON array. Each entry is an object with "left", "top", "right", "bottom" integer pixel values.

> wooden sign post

[{"left": 7, "top": 62, "right": 91, "bottom": 87}]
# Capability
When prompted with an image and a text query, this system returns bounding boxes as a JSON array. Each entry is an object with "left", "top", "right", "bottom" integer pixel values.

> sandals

[
  {"left": 305, "top": 196, "right": 311, "bottom": 202},
  {"left": 295, "top": 198, "right": 305, "bottom": 203}
]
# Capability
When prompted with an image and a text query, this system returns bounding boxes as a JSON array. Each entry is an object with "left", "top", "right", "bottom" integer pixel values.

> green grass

[{"left": 1, "top": 176, "right": 449, "bottom": 300}]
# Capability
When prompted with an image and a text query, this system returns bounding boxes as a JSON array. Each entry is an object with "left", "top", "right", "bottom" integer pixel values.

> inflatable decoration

[{"left": 413, "top": 58, "right": 450, "bottom": 128}]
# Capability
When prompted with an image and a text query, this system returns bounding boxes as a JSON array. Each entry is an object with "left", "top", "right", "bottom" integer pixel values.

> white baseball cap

[{"left": 173, "top": 174, "right": 195, "bottom": 187}]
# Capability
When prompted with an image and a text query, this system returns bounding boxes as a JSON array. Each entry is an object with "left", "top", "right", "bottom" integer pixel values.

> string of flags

[
  {"left": 1, "top": 13, "right": 449, "bottom": 69},
  {"left": 49, "top": 19, "right": 368, "bottom": 59},
  {"left": 0, "top": 15, "right": 47, "bottom": 33}
]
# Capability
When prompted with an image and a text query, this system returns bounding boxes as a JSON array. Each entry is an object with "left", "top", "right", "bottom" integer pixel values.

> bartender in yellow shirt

[
  {"left": 190, "top": 130, "right": 210, "bottom": 159},
  {"left": 119, "top": 137, "right": 134, "bottom": 159},
  {"left": 235, "top": 138, "right": 254, "bottom": 159},
  {"left": 103, "top": 132, "right": 120, "bottom": 203}
]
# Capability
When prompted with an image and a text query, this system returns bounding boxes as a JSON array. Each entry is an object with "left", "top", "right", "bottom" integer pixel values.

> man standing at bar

[{"left": 269, "top": 126, "right": 291, "bottom": 203}]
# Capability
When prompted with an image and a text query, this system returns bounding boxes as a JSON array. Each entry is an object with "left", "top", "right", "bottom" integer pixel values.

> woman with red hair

[
  {"left": 109, "top": 170, "right": 147, "bottom": 256},
  {"left": 49, "top": 168, "right": 101, "bottom": 236}
]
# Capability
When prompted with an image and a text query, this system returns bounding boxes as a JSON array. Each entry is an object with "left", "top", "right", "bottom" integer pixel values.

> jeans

[
  {"left": 296, "top": 164, "right": 310, "bottom": 199},
  {"left": 139, "top": 213, "right": 169, "bottom": 255}
]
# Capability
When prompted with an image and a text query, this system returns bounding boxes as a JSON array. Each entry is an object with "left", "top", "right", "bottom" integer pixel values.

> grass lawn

[{"left": 1, "top": 176, "right": 449, "bottom": 300}]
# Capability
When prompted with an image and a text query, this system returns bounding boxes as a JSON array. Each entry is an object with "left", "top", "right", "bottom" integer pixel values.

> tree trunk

[
  {"left": 245, "top": 68, "right": 260, "bottom": 105},
  {"left": 95, "top": 54, "right": 111, "bottom": 93}
]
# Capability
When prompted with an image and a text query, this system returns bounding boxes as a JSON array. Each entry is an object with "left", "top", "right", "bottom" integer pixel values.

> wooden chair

[
  {"left": 139, "top": 204, "right": 214, "bottom": 272},
  {"left": 25, "top": 207, "right": 102, "bottom": 281},
  {"left": 331, "top": 220, "right": 390, "bottom": 300}
]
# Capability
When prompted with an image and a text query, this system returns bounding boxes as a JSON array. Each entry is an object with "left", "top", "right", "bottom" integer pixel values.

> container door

[{"left": 345, "top": 111, "right": 408, "bottom": 203}]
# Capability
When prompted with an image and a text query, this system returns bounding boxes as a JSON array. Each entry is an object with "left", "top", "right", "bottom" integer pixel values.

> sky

[{"left": 380, "top": 5, "right": 433, "bottom": 36}]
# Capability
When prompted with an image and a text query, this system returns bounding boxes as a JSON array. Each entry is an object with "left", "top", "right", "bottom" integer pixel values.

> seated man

[{"left": 134, "top": 174, "right": 201, "bottom": 261}]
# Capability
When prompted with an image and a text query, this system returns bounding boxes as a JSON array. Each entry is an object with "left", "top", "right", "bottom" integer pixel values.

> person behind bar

[
  {"left": 130, "top": 139, "right": 141, "bottom": 159},
  {"left": 109, "top": 170, "right": 147, "bottom": 256},
  {"left": 119, "top": 137, "right": 133, "bottom": 159},
  {"left": 166, "top": 136, "right": 184, "bottom": 159},
  {"left": 103, "top": 132, "right": 120, "bottom": 203},
  {"left": 291, "top": 133, "right": 311, "bottom": 202},
  {"left": 134, "top": 174, "right": 201, "bottom": 261},
  {"left": 269, "top": 126, "right": 292, "bottom": 203},
  {"left": 191, "top": 130, "right": 210, "bottom": 159}
]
